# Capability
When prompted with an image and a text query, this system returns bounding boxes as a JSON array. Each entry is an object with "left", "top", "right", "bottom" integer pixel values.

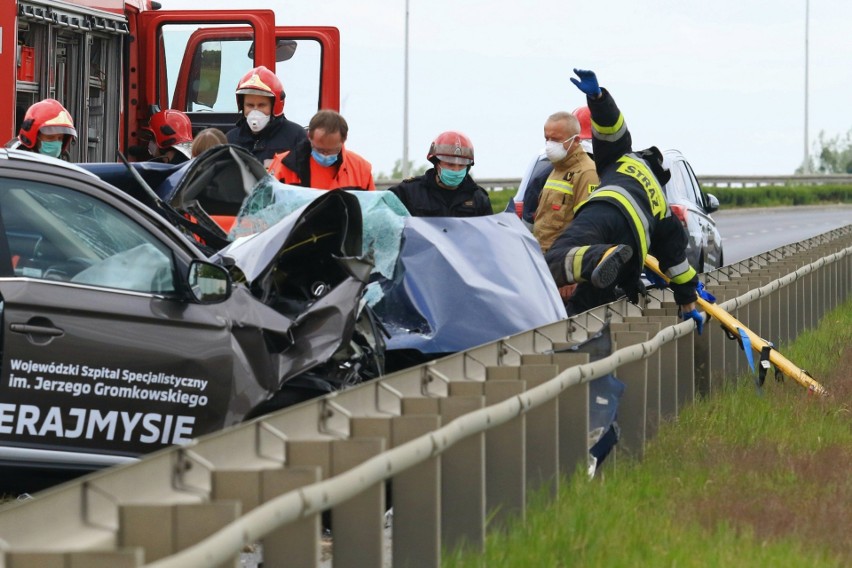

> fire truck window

[
  {"left": 161, "top": 26, "right": 322, "bottom": 128},
  {"left": 273, "top": 39, "right": 322, "bottom": 128}
]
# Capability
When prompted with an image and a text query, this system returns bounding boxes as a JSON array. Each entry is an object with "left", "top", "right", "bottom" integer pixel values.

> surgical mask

[
  {"left": 438, "top": 166, "right": 467, "bottom": 187},
  {"left": 311, "top": 149, "right": 339, "bottom": 167},
  {"left": 246, "top": 110, "right": 270, "bottom": 133},
  {"left": 148, "top": 140, "right": 160, "bottom": 158},
  {"left": 580, "top": 139, "right": 594, "bottom": 154},
  {"left": 38, "top": 139, "right": 63, "bottom": 158}
]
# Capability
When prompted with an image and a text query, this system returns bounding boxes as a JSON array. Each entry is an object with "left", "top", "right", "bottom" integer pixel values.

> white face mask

[
  {"left": 580, "top": 139, "right": 594, "bottom": 154},
  {"left": 148, "top": 140, "right": 159, "bottom": 158},
  {"left": 545, "top": 138, "right": 570, "bottom": 163},
  {"left": 246, "top": 110, "right": 270, "bottom": 133}
]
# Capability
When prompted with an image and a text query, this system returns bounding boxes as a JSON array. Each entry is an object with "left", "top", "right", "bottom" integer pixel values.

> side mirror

[
  {"left": 705, "top": 193, "right": 720, "bottom": 214},
  {"left": 248, "top": 39, "right": 298, "bottom": 62},
  {"left": 187, "top": 260, "right": 231, "bottom": 303}
]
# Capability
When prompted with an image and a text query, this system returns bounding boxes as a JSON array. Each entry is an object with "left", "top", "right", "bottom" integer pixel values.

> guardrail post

[
  {"left": 612, "top": 331, "right": 649, "bottom": 459},
  {"left": 119, "top": 502, "right": 241, "bottom": 566},
  {"left": 804, "top": 267, "right": 817, "bottom": 330},
  {"left": 552, "top": 353, "right": 591, "bottom": 478},
  {"left": 391, "top": 414, "right": 442, "bottom": 568},
  {"left": 211, "top": 467, "right": 323, "bottom": 568},
  {"left": 613, "top": 322, "right": 662, "bottom": 437},
  {"left": 519, "top": 364, "right": 561, "bottom": 498},
  {"left": 4, "top": 550, "right": 144, "bottom": 568},
  {"left": 440, "top": 396, "right": 486, "bottom": 554},
  {"left": 259, "top": 468, "right": 324, "bottom": 568},
  {"left": 483, "top": 368, "right": 527, "bottom": 531},
  {"left": 330, "top": 438, "right": 387, "bottom": 568},
  {"left": 714, "top": 288, "right": 741, "bottom": 379}
]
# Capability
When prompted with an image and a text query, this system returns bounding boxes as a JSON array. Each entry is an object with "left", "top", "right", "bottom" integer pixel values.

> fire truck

[{"left": 1, "top": 0, "right": 340, "bottom": 162}]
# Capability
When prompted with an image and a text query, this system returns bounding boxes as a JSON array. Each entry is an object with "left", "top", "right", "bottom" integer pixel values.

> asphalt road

[{"left": 713, "top": 204, "right": 852, "bottom": 264}]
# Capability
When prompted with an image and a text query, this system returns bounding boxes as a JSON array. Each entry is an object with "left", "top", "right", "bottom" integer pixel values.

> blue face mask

[
  {"left": 439, "top": 166, "right": 467, "bottom": 187},
  {"left": 311, "top": 149, "right": 339, "bottom": 167},
  {"left": 39, "top": 139, "right": 63, "bottom": 158}
]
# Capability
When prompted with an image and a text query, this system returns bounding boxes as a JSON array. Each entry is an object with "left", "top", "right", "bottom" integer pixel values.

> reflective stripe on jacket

[{"left": 533, "top": 148, "right": 598, "bottom": 253}]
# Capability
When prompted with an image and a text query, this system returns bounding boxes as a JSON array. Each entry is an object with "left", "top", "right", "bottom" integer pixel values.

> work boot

[{"left": 590, "top": 245, "right": 633, "bottom": 289}]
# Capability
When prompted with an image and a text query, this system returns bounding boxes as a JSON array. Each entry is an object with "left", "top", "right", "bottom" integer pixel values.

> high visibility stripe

[
  {"left": 670, "top": 265, "right": 697, "bottom": 285},
  {"left": 564, "top": 245, "right": 590, "bottom": 283},
  {"left": 665, "top": 259, "right": 691, "bottom": 279},
  {"left": 592, "top": 113, "right": 626, "bottom": 142},
  {"left": 588, "top": 188, "right": 649, "bottom": 258},
  {"left": 616, "top": 155, "right": 668, "bottom": 219},
  {"left": 543, "top": 179, "right": 573, "bottom": 195}
]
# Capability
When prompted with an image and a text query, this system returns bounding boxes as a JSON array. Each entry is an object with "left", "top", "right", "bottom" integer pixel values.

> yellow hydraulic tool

[{"left": 644, "top": 255, "right": 828, "bottom": 397}]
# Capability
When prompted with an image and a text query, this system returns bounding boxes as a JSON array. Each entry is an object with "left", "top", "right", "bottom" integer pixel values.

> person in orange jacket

[{"left": 268, "top": 110, "right": 375, "bottom": 191}]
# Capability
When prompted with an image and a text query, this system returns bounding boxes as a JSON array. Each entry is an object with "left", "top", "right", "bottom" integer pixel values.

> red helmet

[
  {"left": 427, "top": 131, "right": 474, "bottom": 166},
  {"left": 572, "top": 106, "right": 592, "bottom": 140},
  {"left": 17, "top": 99, "right": 77, "bottom": 152},
  {"left": 235, "top": 66, "right": 286, "bottom": 117},
  {"left": 145, "top": 109, "right": 193, "bottom": 149}
]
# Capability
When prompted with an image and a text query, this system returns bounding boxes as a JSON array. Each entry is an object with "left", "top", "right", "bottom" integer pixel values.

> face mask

[
  {"left": 148, "top": 140, "right": 160, "bottom": 158},
  {"left": 311, "top": 149, "right": 339, "bottom": 167},
  {"left": 38, "top": 139, "right": 63, "bottom": 158},
  {"left": 246, "top": 110, "right": 270, "bottom": 133},
  {"left": 544, "top": 135, "right": 577, "bottom": 163},
  {"left": 438, "top": 166, "right": 467, "bottom": 187},
  {"left": 580, "top": 139, "right": 594, "bottom": 154}
]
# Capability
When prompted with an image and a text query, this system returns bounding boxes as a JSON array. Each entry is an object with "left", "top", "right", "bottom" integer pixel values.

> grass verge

[{"left": 443, "top": 297, "right": 852, "bottom": 567}]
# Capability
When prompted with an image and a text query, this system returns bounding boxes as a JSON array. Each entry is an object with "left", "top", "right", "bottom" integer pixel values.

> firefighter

[
  {"left": 226, "top": 66, "right": 307, "bottom": 168},
  {"left": 511, "top": 106, "right": 593, "bottom": 228},
  {"left": 144, "top": 109, "right": 193, "bottom": 164},
  {"left": 387, "top": 131, "right": 492, "bottom": 217},
  {"left": 544, "top": 69, "right": 702, "bottom": 331},
  {"left": 268, "top": 110, "right": 375, "bottom": 190},
  {"left": 15, "top": 99, "right": 77, "bottom": 160},
  {"left": 533, "top": 110, "right": 599, "bottom": 254}
]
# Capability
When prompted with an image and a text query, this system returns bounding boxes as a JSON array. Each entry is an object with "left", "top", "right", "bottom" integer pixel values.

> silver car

[{"left": 662, "top": 149, "right": 724, "bottom": 272}]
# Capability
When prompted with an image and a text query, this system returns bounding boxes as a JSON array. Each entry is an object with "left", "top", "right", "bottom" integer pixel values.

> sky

[{"left": 168, "top": 0, "right": 852, "bottom": 179}]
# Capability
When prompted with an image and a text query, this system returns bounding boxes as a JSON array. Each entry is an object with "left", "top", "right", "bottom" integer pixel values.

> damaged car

[{"left": 0, "top": 148, "right": 379, "bottom": 491}]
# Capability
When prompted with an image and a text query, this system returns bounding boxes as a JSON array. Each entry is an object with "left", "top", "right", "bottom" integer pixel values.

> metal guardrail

[
  {"left": 0, "top": 226, "right": 850, "bottom": 567},
  {"left": 375, "top": 174, "right": 852, "bottom": 192}
]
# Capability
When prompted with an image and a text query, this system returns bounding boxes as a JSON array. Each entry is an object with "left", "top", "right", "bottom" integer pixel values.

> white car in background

[{"left": 662, "top": 149, "right": 724, "bottom": 272}]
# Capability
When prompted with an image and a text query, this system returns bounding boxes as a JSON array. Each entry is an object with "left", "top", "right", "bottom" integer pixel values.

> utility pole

[
  {"left": 803, "top": 0, "right": 810, "bottom": 173},
  {"left": 401, "top": 0, "right": 410, "bottom": 178}
]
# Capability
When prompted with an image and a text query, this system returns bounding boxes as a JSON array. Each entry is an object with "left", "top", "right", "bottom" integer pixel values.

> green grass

[
  {"left": 444, "top": 298, "right": 852, "bottom": 567},
  {"left": 710, "top": 184, "right": 852, "bottom": 208},
  {"left": 488, "top": 188, "right": 515, "bottom": 214}
]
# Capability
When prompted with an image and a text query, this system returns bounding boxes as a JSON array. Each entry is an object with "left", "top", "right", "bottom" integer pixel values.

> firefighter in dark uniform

[
  {"left": 545, "top": 69, "right": 703, "bottom": 331},
  {"left": 226, "top": 66, "right": 307, "bottom": 168},
  {"left": 387, "top": 131, "right": 493, "bottom": 217}
]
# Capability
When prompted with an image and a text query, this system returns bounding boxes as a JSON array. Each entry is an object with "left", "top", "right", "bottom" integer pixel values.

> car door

[
  {"left": 681, "top": 159, "right": 723, "bottom": 269},
  {"left": 0, "top": 170, "right": 239, "bottom": 460}
]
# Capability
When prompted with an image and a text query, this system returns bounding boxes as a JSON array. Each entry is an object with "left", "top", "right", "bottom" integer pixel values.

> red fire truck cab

[{"left": 1, "top": 0, "right": 340, "bottom": 162}]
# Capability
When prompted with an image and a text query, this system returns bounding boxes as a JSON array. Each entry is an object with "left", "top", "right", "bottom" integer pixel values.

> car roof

[
  {"left": 661, "top": 148, "right": 686, "bottom": 169},
  {"left": 0, "top": 147, "right": 101, "bottom": 179}
]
